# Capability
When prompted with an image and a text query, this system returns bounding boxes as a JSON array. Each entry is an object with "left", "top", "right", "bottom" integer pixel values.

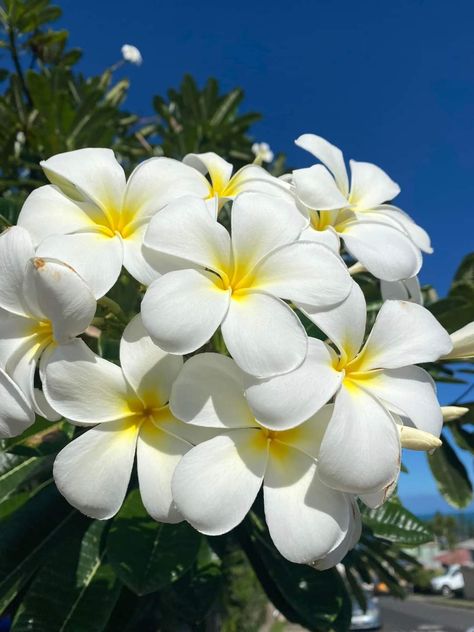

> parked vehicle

[
  {"left": 430, "top": 564, "right": 464, "bottom": 597},
  {"left": 350, "top": 593, "right": 382, "bottom": 630}
]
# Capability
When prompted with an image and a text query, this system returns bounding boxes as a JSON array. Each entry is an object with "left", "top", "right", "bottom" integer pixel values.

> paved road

[{"left": 380, "top": 596, "right": 474, "bottom": 631}]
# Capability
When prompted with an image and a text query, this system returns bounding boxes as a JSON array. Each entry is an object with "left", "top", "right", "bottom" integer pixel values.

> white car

[
  {"left": 430, "top": 564, "right": 464, "bottom": 597},
  {"left": 350, "top": 593, "right": 382, "bottom": 630}
]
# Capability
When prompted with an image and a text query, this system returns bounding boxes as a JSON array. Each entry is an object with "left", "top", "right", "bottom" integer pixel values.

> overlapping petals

[
  {"left": 44, "top": 315, "right": 209, "bottom": 521},
  {"left": 251, "top": 282, "right": 452, "bottom": 500},
  {"left": 18, "top": 149, "right": 212, "bottom": 296},
  {"left": 45, "top": 316, "right": 207, "bottom": 522},
  {"left": 292, "top": 133, "right": 431, "bottom": 281},
  {"left": 170, "top": 353, "right": 358, "bottom": 565},
  {"left": 0, "top": 226, "right": 95, "bottom": 419},
  {"left": 183, "top": 151, "right": 292, "bottom": 205},
  {"left": 142, "top": 192, "right": 352, "bottom": 377},
  {"left": 1, "top": 137, "right": 452, "bottom": 573},
  {"left": 0, "top": 367, "right": 34, "bottom": 438}
]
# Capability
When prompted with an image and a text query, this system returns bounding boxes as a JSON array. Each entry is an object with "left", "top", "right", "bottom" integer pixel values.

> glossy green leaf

[
  {"left": 0, "top": 484, "right": 75, "bottom": 613},
  {"left": 428, "top": 432, "right": 473, "bottom": 508},
  {"left": 0, "top": 451, "right": 53, "bottom": 502},
  {"left": 107, "top": 489, "right": 202, "bottom": 596},
  {"left": 238, "top": 513, "right": 352, "bottom": 632},
  {"left": 361, "top": 497, "right": 433, "bottom": 546},
  {"left": 12, "top": 520, "right": 120, "bottom": 632}
]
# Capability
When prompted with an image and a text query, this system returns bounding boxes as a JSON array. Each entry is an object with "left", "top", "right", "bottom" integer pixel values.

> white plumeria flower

[
  {"left": 251, "top": 142, "right": 274, "bottom": 164},
  {"left": 169, "top": 353, "right": 360, "bottom": 566},
  {"left": 44, "top": 315, "right": 211, "bottom": 521},
  {"left": 313, "top": 499, "right": 362, "bottom": 570},
  {"left": 121, "top": 44, "right": 143, "bottom": 65},
  {"left": 291, "top": 133, "right": 432, "bottom": 281},
  {"left": 18, "top": 148, "right": 218, "bottom": 297},
  {"left": 182, "top": 151, "right": 290, "bottom": 208},
  {"left": 244, "top": 282, "right": 453, "bottom": 500},
  {"left": 0, "top": 367, "right": 34, "bottom": 438},
  {"left": 141, "top": 192, "right": 352, "bottom": 378},
  {"left": 442, "top": 322, "right": 474, "bottom": 360},
  {"left": 380, "top": 276, "right": 423, "bottom": 304},
  {"left": 0, "top": 227, "right": 96, "bottom": 420}
]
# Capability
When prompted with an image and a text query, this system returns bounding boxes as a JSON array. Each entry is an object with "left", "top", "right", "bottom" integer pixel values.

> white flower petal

[
  {"left": 172, "top": 429, "right": 268, "bottom": 535},
  {"left": 41, "top": 148, "right": 126, "bottom": 212},
  {"left": 0, "top": 368, "right": 34, "bottom": 438},
  {"left": 360, "top": 479, "right": 397, "bottom": 509},
  {"left": 23, "top": 258, "right": 95, "bottom": 344},
  {"left": 122, "top": 226, "right": 161, "bottom": 286},
  {"left": 0, "top": 309, "right": 36, "bottom": 367},
  {"left": 36, "top": 232, "right": 123, "bottom": 299},
  {"left": 263, "top": 445, "right": 351, "bottom": 564},
  {"left": 230, "top": 192, "right": 306, "bottom": 274},
  {"left": 141, "top": 269, "right": 230, "bottom": 355},
  {"left": 140, "top": 242, "right": 201, "bottom": 280},
  {"left": 225, "top": 165, "right": 293, "bottom": 201},
  {"left": 18, "top": 185, "right": 100, "bottom": 245},
  {"left": 222, "top": 291, "right": 307, "bottom": 378},
  {"left": 170, "top": 353, "right": 254, "bottom": 428},
  {"left": 43, "top": 338, "right": 133, "bottom": 424},
  {"left": 0, "top": 226, "right": 34, "bottom": 316},
  {"left": 374, "top": 205, "right": 433, "bottom": 253},
  {"left": 53, "top": 418, "right": 138, "bottom": 519},
  {"left": 302, "top": 281, "right": 366, "bottom": 362},
  {"left": 295, "top": 133, "right": 349, "bottom": 196},
  {"left": 380, "top": 276, "right": 423, "bottom": 304},
  {"left": 300, "top": 225, "right": 340, "bottom": 252},
  {"left": 349, "top": 160, "right": 400, "bottom": 208},
  {"left": 293, "top": 164, "right": 349, "bottom": 210},
  {"left": 318, "top": 384, "right": 401, "bottom": 495},
  {"left": 123, "top": 157, "right": 210, "bottom": 226},
  {"left": 137, "top": 420, "right": 191, "bottom": 523},
  {"left": 253, "top": 241, "right": 351, "bottom": 307},
  {"left": 144, "top": 196, "right": 231, "bottom": 275},
  {"left": 183, "top": 152, "right": 232, "bottom": 193},
  {"left": 314, "top": 499, "right": 362, "bottom": 569},
  {"left": 444, "top": 322, "right": 474, "bottom": 360},
  {"left": 274, "top": 404, "right": 334, "bottom": 458},
  {"left": 120, "top": 314, "right": 183, "bottom": 406},
  {"left": 6, "top": 336, "right": 55, "bottom": 419},
  {"left": 361, "top": 367, "right": 442, "bottom": 436},
  {"left": 244, "top": 340, "right": 340, "bottom": 429},
  {"left": 358, "top": 301, "right": 453, "bottom": 370},
  {"left": 341, "top": 220, "right": 422, "bottom": 282}
]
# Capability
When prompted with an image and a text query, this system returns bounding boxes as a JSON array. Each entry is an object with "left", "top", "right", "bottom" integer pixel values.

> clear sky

[{"left": 58, "top": 0, "right": 474, "bottom": 515}]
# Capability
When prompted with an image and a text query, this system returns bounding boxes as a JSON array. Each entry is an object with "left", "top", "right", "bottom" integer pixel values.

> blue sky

[{"left": 57, "top": 0, "right": 474, "bottom": 514}]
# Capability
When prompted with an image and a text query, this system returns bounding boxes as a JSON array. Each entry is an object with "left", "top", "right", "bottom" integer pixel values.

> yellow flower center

[
  {"left": 309, "top": 208, "right": 356, "bottom": 233},
  {"left": 29, "top": 319, "right": 55, "bottom": 346},
  {"left": 333, "top": 348, "right": 381, "bottom": 392},
  {"left": 248, "top": 422, "right": 305, "bottom": 461},
  {"left": 209, "top": 256, "right": 257, "bottom": 299},
  {"left": 96, "top": 205, "right": 136, "bottom": 240}
]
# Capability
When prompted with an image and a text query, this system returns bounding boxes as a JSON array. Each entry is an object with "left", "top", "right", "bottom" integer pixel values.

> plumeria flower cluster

[{"left": 0, "top": 133, "right": 455, "bottom": 569}]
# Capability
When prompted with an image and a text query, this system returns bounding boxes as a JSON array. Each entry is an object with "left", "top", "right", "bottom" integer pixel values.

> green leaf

[
  {"left": 4, "top": 419, "right": 70, "bottom": 457},
  {"left": 238, "top": 513, "right": 351, "bottom": 632},
  {"left": 107, "top": 489, "right": 202, "bottom": 596},
  {"left": 361, "top": 497, "right": 433, "bottom": 546},
  {"left": 12, "top": 520, "right": 121, "bottom": 632},
  {"left": 0, "top": 484, "right": 75, "bottom": 613},
  {"left": 452, "top": 252, "right": 474, "bottom": 287},
  {"left": 159, "top": 563, "right": 223, "bottom": 626},
  {"left": 0, "top": 451, "right": 52, "bottom": 502},
  {"left": 428, "top": 432, "right": 473, "bottom": 508},
  {"left": 450, "top": 423, "right": 474, "bottom": 453}
]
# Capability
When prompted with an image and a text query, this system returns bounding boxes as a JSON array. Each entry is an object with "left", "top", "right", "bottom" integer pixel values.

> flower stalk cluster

[{"left": 0, "top": 133, "right": 466, "bottom": 568}]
